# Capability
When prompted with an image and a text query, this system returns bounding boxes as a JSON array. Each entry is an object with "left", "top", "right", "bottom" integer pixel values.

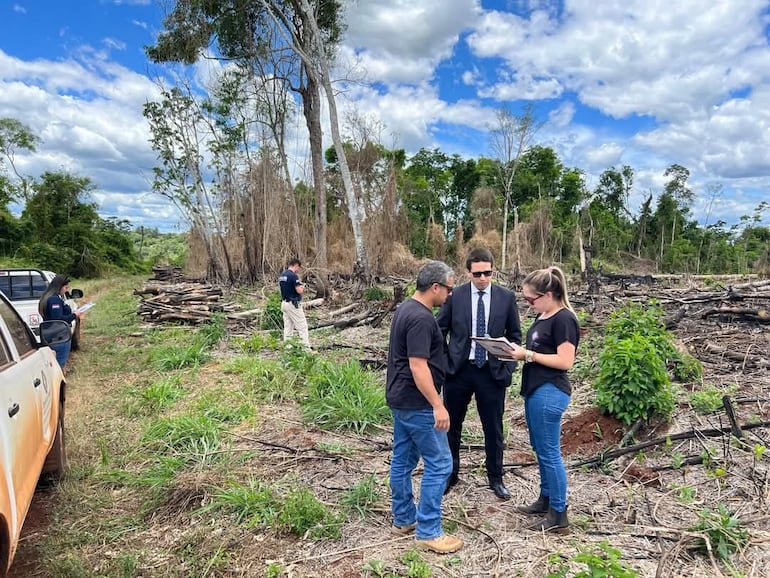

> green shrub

[
  {"left": 673, "top": 351, "right": 703, "bottom": 382},
  {"left": 594, "top": 302, "right": 678, "bottom": 425}
]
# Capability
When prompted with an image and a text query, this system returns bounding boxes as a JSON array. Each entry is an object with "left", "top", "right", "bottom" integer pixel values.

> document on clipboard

[
  {"left": 77, "top": 302, "right": 96, "bottom": 313},
  {"left": 470, "top": 336, "right": 516, "bottom": 360}
]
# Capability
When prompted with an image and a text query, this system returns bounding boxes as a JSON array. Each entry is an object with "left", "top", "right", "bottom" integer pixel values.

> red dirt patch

[{"left": 561, "top": 406, "right": 625, "bottom": 456}]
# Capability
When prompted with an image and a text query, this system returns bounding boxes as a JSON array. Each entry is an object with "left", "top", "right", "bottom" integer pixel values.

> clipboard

[
  {"left": 77, "top": 302, "right": 96, "bottom": 313},
  {"left": 471, "top": 336, "right": 516, "bottom": 360}
]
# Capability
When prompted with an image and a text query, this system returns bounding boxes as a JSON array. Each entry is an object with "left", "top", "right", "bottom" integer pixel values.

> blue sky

[{"left": 1, "top": 0, "right": 769, "bottom": 233}]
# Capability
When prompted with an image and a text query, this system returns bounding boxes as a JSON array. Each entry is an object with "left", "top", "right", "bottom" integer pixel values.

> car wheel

[{"left": 43, "top": 404, "right": 66, "bottom": 481}]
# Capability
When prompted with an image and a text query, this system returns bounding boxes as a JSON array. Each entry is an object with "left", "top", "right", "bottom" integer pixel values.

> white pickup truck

[
  {"left": 0, "top": 269, "right": 83, "bottom": 350},
  {"left": 0, "top": 290, "right": 71, "bottom": 576}
]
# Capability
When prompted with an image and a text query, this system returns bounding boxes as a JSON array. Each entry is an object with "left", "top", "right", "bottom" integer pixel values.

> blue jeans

[
  {"left": 390, "top": 408, "right": 452, "bottom": 540},
  {"left": 51, "top": 341, "right": 71, "bottom": 371},
  {"left": 524, "top": 383, "right": 570, "bottom": 512}
]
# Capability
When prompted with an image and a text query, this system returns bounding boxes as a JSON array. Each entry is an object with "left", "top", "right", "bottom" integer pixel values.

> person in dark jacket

[
  {"left": 436, "top": 247, "right": 522, "bottom": 500},
  {"left": 38, "top": 274, "right": 82, "bottom": 371}
]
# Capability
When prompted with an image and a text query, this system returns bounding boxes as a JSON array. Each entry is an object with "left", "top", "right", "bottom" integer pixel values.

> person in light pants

[{"left": 278, "top": 258, "right": 310, "bottom": 348}]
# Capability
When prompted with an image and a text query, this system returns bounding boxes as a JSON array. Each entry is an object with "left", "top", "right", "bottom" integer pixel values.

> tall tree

[
  {"left": 147, "top": 0, "right": 345, "bottom": 272},
  {"left": 0, "top": 117, "right": 39, "bottom": 204},
  {"left": 489, "top": 104, "right": 541, "bottom": 272},
  {"left": 594, "top": 165, "right": 633, "bottom": 218}
]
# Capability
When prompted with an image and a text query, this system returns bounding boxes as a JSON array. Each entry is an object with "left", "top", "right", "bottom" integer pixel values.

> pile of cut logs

[{"left": 136, "top": 268, "right": 237, "bottom": 324}]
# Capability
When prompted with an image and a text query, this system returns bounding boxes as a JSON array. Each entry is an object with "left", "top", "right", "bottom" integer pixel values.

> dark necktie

[{"left": 475, "top": 290, "right": 486, "bottom": 365}]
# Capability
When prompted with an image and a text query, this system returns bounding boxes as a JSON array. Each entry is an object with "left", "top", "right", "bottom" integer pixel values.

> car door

[{"left": 0, "top": 298, "right": 50, "bottom": 545}]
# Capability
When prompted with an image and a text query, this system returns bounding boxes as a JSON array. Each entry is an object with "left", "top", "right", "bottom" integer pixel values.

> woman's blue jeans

[
  {"left": 51, "top": 341, "right": 71, "bottom": 371},
  {"left": 390, "top": 408, "right": 452, "bottom": 540},
  {"left": 524, "top": 383, "right": 570, "bottom": 512}
]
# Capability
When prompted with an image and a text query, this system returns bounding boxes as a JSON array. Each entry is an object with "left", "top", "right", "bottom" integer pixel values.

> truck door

[{"left": 0, "top": 299, "right": 48, "bottom": 546}]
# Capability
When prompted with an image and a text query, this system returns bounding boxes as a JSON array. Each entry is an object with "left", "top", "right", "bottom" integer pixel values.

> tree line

[
  {"left": 141, "top": 0, "right": 769, "bottom": 284},
  {"left": 2, "top": 0, "right": 768, "bottom": 282}
]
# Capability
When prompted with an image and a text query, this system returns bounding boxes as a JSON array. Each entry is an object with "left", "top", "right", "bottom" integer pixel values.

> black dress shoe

[
  {"left": 489, "top": 481, "right": 510, "bottom": 500},
  {"left": 444, "top": 472, "right": 459, "bottom": 495}
]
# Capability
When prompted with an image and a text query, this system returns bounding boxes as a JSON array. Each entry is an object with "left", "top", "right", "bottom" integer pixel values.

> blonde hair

[{"left": 523, "top": 266, "right": 575, "bottom": 314}]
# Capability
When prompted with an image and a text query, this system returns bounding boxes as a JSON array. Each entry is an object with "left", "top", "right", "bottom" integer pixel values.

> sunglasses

[
  {"left": 523, "top": 294, "right": 544, "bottom": 305},
  {"left": 437, "top": 282, "right": 454, "bottom": 293},
  {"left": 471, "top": 270, "right": 493, "bottom": 278}
]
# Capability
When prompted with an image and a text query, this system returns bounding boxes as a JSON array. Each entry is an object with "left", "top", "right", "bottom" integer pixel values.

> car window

[
  {"left": 0, "top": 272, "right": 47, "bottom": 300},
  {"left": 0, "top": 333, "right": 10, "bottom": 367},
  {"left": 0, "top": 299, "right": 35, "bottom": 356}
]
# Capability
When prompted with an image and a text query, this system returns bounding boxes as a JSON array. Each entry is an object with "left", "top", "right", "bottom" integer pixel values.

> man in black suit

[{"left": 436, "top": 247, "right": 522, "bottom": 499}]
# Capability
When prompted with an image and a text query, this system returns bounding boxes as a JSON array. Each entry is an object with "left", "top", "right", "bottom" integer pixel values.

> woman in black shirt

[{"left": 505, "top": 266, "right": 579, "bottom": 533}]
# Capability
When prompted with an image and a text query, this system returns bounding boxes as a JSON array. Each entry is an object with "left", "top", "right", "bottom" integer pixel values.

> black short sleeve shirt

[
  {"left": 386, "top": 298, "right": 446, "bottom": 409},
  {"left": 520, "top": 308, "right": 580, "bottom": 398}
]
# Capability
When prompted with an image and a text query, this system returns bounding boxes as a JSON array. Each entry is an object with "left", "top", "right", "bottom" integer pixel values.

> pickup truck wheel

[
  {"left": 70, "top": 319, "right": 81, "bottom": 351},
  {"left": 43, "top": 405, "right": 66, "bottom": 481}
]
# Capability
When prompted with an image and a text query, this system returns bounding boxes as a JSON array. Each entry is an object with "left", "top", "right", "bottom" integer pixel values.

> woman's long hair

[
  {"left": 38, "top": 274, "right": 71, "bottom": 318},
  {"left": 523, "top": 266, "right": 575, "bottom": 314}
]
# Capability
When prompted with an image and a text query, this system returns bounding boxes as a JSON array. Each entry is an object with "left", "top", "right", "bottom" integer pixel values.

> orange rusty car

[{"left": 0, "top": 290, "right": 70, "bottom": 576}]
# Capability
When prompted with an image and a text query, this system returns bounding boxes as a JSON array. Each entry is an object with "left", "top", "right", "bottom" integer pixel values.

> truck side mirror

[{"left": 39, "top": 320, "right": 72, "bottom": 346}]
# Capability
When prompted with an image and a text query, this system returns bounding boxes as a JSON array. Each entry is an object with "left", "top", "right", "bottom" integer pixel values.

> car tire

[
  {"left": 42, "top": 404, "right": 66, "bottom": 481},
  {"left": 70, "top": 318, "right": 81, "bottom": 351}
]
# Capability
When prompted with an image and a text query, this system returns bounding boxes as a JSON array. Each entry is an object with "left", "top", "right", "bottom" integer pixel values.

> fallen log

[
  {"left": 569, "top": 419, "right": 770, "bottom": 469},
  {"left": 703, "top": 341, "right": 770, "bottom": 368},
  {"left": 702, "top": 306, "right": 769, "bottom": 322}
]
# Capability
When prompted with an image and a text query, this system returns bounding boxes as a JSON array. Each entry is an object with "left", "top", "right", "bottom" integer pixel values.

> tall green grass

[{"left": 301, "top": 359, "right": 390, "bottom": 433}]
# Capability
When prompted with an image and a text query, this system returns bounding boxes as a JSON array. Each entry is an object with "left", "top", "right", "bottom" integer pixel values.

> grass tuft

[{"left": 301, "top": 359, "right": 390, "bottom": 433}]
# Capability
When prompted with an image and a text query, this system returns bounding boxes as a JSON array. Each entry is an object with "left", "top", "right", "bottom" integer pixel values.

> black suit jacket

[{"left": 436, "top": 282, "right": 522, "bottom": 385}]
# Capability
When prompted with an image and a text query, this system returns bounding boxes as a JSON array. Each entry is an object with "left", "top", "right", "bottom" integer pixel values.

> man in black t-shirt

[{"left": 386, "top": 260, "right": 463, "bottom": 555}]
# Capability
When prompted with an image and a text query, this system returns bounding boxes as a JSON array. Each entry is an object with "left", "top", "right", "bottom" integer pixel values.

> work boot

[
  {"left": 526, "top": 506, "right": 569, "bottom": 534},
  {"left": 416, "top": 534, "right": 464, "bottom": 554},
  {"left": 516, "top": 495, "right": 549, "bottom": 515}
]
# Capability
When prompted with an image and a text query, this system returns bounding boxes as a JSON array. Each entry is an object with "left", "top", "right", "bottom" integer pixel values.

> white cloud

[
  {"left": 342, "top": 0, "right": 480, "bottom": 85},
  {"left": 0, "top": 49, "right": 179, "bottom": 230}
]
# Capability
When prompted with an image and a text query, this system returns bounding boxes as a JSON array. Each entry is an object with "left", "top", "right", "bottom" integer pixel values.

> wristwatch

[{"left": 525, "top": 349, "right": 534, "bottom": 363}]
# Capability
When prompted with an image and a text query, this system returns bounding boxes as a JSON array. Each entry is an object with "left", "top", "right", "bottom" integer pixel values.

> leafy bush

[{"left": 594, "top": 302, "right": 677, "bottom": 424}]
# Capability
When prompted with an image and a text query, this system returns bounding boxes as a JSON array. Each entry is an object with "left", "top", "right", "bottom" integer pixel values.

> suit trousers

[{"left": 444, "top": 361, "right": 506, "bottom": 482}]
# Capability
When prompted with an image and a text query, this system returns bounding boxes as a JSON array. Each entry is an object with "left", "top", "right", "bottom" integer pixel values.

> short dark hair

[
  {"left": 465, "top": 247, "right": 494, "bottom": 270},
  {"left": 288, "top": 258, "right": 301, "bottom": 267}
]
